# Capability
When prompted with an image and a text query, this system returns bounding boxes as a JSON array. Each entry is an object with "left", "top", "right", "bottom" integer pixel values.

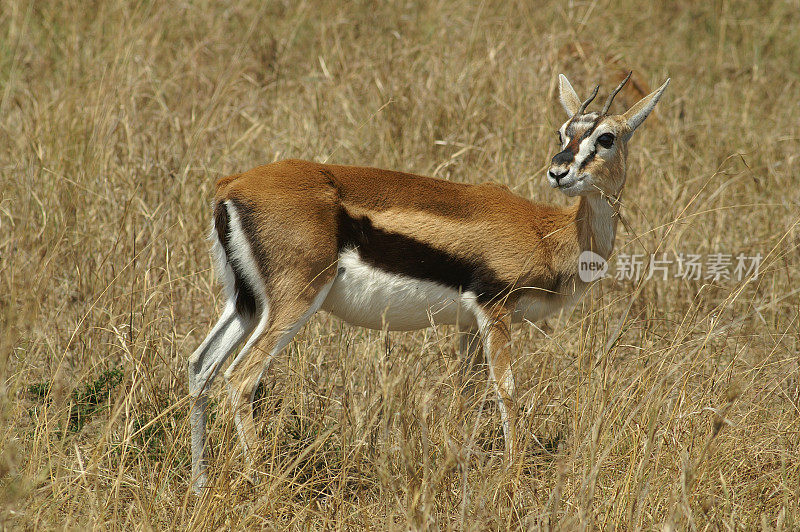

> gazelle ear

[
  {"left": 622, "top": 78, "right": 670, "bottom": 139},
  {"left": 558, "top": 74, "right": 582, "bottom": 118}
]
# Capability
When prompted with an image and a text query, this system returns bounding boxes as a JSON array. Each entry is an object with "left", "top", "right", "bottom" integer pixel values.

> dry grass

[{"left": 1, "top": 0, "right": 799, "bottom": 529}]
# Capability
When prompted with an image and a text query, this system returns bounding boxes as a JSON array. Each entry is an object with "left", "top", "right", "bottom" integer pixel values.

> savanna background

[{"left": 1, "top": 0, "right": 799, "bottom": 529}]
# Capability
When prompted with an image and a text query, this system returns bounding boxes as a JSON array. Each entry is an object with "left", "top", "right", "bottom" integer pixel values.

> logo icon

[{"left": 578, "top": 250, "right": 608, "bottom": 282}]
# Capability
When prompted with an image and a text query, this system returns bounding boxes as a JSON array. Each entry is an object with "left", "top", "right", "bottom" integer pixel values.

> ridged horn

[
  {"left": 576, "top": 84, "right": 599, "bottom": 115},
  {"left": 601, "top": 71, "right": 632, "bottom": 115}
]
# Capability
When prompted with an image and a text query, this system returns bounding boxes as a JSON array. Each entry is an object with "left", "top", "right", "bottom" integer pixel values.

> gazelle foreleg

[{"left": 475, "top": 305, "right": 517, "bottom": 458}]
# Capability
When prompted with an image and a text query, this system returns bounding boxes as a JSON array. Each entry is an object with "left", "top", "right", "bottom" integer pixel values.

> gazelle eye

[
  {"left": 557, "top": 130, "right": 563, "bottom": 144},
  {"left": 597, "top": 133, "right": 615, "bottom": 149}
]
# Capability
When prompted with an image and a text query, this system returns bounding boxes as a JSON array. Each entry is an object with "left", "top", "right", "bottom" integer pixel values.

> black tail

[{"left": 214, "top": 202, "right": 258, "bottom": 317}]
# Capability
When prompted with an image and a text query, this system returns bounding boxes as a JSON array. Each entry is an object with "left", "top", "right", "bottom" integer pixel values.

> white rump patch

[
  {"left": 223, "top": 201, "right": 269, "bottom": 308},
  {"left": 210, "top": 216, "right": 236, "bottom": 302}
]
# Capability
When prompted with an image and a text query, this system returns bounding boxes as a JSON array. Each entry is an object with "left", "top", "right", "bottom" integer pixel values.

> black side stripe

[
  {"left": 214, "top": 202, "right": 258, "bottom": 317},
  {"left": 336, "top": 209, "right": 512, "bottom": 305}
]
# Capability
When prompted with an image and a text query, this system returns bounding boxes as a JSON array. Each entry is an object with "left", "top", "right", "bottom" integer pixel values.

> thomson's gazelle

[{"left": 188, "top": 73, "right": 669, "bottom": 492}]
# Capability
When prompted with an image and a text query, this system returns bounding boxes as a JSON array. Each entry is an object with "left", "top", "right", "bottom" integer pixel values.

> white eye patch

[
  {"left": 573, "top": 127, "right": 615, "bottom": 168},
  {"left": 558, "top": 125, "right": 568, "bottom": 148}
]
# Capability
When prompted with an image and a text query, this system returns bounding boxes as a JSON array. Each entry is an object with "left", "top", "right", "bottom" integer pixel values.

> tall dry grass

[{"left": 1, "top": 0, "right": 799, "bottom": 529}]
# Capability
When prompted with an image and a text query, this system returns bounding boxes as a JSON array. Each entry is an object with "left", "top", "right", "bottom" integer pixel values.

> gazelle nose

[
  {"left": 551, "top": 149, "right": 574, "bottom": 166},
  {"left": 549, "top": 168, "right": 568, "bottom": 182}
]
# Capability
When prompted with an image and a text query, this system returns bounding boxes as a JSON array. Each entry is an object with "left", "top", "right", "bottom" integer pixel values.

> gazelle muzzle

[{"left": 548, "top": 149, "right": 574, "bottom": 183}]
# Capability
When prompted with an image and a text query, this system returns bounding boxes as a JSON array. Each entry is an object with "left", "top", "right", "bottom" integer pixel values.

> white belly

[
  {"left": 321, "top": 250, "right": 581, "bottom": 331},
  {"left": 322, "top": 250, "right": 477, "bottom": 331}
]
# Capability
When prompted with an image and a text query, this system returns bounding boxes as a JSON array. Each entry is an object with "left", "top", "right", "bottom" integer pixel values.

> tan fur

[
  {"left": 189, "top": 75, "right": 669, "bottom": 491},
  {"left": 213, "top": 159, "right": 588, "bottom": 465},
  {"left": 216, "top": 159, "right": 584, "bottom": 299}
]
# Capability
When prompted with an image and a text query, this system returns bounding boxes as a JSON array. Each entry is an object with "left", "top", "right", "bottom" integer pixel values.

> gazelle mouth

[
  {"left": 555, "top": 177, "right": 586, "bottom": 195},
  {"left": 558, "top": 176, "right": 583, "bottom": 187}
]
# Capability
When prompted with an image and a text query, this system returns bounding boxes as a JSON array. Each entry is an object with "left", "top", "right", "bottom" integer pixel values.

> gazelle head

[{"left": 548, "top": 73, "right": 669, "bottom": 198}]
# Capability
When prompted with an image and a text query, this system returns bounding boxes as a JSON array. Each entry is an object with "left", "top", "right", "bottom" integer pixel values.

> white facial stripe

[
  {"left": 552, "top": 117, "right": 619, "bottom": 196},
  {"left": 560, "top": 114, "right": 610, "bottom": 149},
  {"left": 572, "top": 124, "right": 616, "bottom": 172},
  {"left": 590, "top": 125, "right": 613, "bottom": 141},
  {"left": 574, "top": 136, "right": 596, "bottom": 170},
  {"left": 559, "top": 124, "right": 567, "bottom": 147}
]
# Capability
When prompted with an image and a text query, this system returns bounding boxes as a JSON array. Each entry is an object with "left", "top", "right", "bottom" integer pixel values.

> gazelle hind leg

[
  {"left": 223, "top": 280, "right": 335, "bottom": 481},
  {"left": 188, "top": 302, "right": 256, "bottom": 493}
]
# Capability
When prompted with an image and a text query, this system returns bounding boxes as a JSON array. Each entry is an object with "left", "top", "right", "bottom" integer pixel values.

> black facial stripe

[
  {"left": 215, "top": 201, "right": 258, "bottom": 317},
  {"left": 552, "top": 149, "right": 575, "bottom": 165},
  {"left": 579, "top": 117, "right": 603, "bottom": 143},
  {"left": 576, "top": 117, "right": 607, "bottom": 167},
  {"left": 565, "top": 115, "right": 603, "bottom": 153},
  {"left": 337, "top": 209, "right": 511, "bottom": 305},
  {"left": 578, "top": 149, "right": 596, "bottom": 171}
]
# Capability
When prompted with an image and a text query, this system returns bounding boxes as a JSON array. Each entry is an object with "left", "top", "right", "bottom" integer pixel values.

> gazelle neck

[{"left": 575, "top": 193, "right": 619, "bottom": 260}]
